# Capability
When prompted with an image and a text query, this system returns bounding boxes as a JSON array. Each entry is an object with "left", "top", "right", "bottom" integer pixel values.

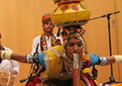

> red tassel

[{"left": 28, "top": 76, "right": 41, "bottom": 86}]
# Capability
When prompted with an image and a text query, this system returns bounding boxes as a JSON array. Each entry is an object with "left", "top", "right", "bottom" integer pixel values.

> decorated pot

[{"left": 51, "top": 0, "right": 90, "bottom": 27}]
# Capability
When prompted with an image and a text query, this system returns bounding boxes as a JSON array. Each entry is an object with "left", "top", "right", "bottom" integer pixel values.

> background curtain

[{"left": 0, "top": 0, "right": 122, "bottom": 85}]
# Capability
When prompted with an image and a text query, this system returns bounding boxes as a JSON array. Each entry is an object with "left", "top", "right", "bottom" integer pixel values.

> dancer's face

[{"left": 65, "top": 37, "right": 83, "bottom": 60}]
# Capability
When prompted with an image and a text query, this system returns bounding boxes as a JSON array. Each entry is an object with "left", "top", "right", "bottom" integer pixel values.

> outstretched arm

[
  {"left": 11, "top": 53, "right": 27, "bottom": 63},
  {"left": 88, "top": 53, "right": 122, "bottom": 67},
  {"left": 105, "top": 56, "right": 115, "bottom": 65},
  {"left": 0, "top": 50, "right": 47, "bottom": 69},
  {"left": 99, "top": 55, "right": 122, "bottom": 66},
  {"left": 0, "top": 50, "right": 27, "bottom": 63}
]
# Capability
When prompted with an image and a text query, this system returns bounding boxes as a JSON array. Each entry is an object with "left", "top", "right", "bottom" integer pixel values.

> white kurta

[
  {"left": 31, "top": 34, "right": 63, "bottom": 54},
  {"left": 0, "top": 46, "right": 19, "bottom": 74}
]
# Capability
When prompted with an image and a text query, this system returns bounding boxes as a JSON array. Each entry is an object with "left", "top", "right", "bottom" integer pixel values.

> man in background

[
  {"left": 25, "top": 13, "right": 63, "bottom": 86},
  {"left": 31, "top": 13, "right": 62, "bottom": 54}
]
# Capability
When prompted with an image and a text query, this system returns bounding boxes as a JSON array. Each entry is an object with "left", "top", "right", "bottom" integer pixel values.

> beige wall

[
  {"left": 83, "top": 0, "right": 120, "bottom": 83},
  {"left": 0, "top": 0, "right": 122, "bottom": 86},
  {"left": 115, "top": 0, "right": 122, "bottom": 81}
]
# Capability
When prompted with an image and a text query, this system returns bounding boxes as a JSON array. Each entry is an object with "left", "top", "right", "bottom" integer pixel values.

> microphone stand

[
  {"left": 102, "top": 12, "right": 122, "bottom": 85},
  {"left": 89, "top": 11, "right": 121, "bottom": 85},
  {"left": 106, "top": 12, "right": 115, "bottom": 84}
]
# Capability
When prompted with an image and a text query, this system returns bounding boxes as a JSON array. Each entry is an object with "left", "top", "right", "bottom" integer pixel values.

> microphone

[
  {"left": 90, "top": 11, "right": 120, "bottom": 21},
  {"left": 101, "top": 11, "right": 120, "bottom": 17}
]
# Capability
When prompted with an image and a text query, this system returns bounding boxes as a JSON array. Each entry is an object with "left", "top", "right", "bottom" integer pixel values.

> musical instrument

[{"left": 0, "top": 69, "right": 16, "bottom": 86}]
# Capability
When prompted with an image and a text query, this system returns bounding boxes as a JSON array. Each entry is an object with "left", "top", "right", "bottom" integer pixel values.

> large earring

[
  {"left": 82, "top": 48, "right": 85, "bottom": 57},
  {"left": 82, "top": 52, "right": 85, "bottom": 57}
]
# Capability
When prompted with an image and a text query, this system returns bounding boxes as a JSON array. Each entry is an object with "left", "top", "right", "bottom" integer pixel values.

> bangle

[
  {"left": 113, "top": 55, "right": 122, "bottom": 63},
  {"left": 26, "top": 54, "right": 34, "bottom": 64},
  {"left": 1, "top": 51, "right": 13, "bottom": 59},
  {"left": 99, "top": 57, "right": 107, "bottom": 65}
]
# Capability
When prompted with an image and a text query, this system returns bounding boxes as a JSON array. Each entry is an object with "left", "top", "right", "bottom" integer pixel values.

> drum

[{"left": 0, "top": 69, "right": 16, "bottom": 86}]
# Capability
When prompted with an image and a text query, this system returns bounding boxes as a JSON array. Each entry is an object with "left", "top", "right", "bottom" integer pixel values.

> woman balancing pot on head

[
  {"left": 1, "top": 0, "right": 122, "bottom": 86},
  {"left": 50, "top": 1, "right": 90, "bottom": 85}
]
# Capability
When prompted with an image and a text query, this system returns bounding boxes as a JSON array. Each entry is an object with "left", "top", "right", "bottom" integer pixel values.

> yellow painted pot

[{"left": 51, "top": 0, "right": 90, "bottom": 27}]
